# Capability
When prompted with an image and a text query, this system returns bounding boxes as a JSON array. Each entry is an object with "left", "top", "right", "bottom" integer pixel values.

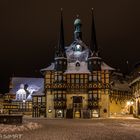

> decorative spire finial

[
  {"left": 90, "top": 8, "right": 98, "bottom": 56},
  {"left": 55, "top": 8, "right": 65, "bottom": 57}
]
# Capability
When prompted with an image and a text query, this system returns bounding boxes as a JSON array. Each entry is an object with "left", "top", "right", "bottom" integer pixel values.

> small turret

[{"left": 74, "top": 16, "right": 82, "bottom": 40}]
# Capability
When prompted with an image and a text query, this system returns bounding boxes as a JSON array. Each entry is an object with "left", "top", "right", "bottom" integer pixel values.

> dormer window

[{"left": 76, "top": 62, "right": 80, "bottom": 67}]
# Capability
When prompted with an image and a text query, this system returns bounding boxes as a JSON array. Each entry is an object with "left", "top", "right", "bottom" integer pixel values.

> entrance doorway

[
  {"left": 138, "top": 100, "right": 140, "bottom": 115},
  {"left": 55, "top": 110, "right": 64, "bottom": 118},
  {"left": 73, "top": 96, "right": 83, "bottom": 118},
  {"left": 130, "top": 106, "right": 133, "bottom": 114}
]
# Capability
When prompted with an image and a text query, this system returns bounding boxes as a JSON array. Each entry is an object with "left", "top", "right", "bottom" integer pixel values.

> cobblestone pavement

[{"left": 1, "top": 118, "right": 140, "bottom": 140}]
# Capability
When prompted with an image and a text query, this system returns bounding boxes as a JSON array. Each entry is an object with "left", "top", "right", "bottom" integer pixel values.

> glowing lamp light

[
  {"left": 130, "top": 101, "right": 134, "bottom": 105},
  {"left": 48, "top": 109, "right": 52, "bottom": 113},
  {"left": 58, "top": 110, "right": 62, "bottom": 114},
  {"left": 127, "top": 101, "right": 130, "bottom": 106}
]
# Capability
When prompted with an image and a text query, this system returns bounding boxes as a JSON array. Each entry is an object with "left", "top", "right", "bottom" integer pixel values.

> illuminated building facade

[
  {"left": 109, "top": 72, "right": 133, "bottom": 116},
  {"left": 41, "top": 9, "right": 118, "bottom": 118},
  {"left": 6, "top": 77, "right": 44, "bottom": 116},
  {"left": 130, "top": 63, "right": 140, "bottom": 117},
  {"left": 2, "top": 10, "right": 134, "bottom": 118}
]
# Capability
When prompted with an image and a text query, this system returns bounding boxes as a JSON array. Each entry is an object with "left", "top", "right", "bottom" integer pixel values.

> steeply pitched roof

[
  {"left": 40, "top": 63, "right": 55, "bottom": 72},
  {"left": 101, "top": 62, "right": 115, "bottom": 71},
  {"left": 64, "top": 62, "right": 90, "bottom": 74}
]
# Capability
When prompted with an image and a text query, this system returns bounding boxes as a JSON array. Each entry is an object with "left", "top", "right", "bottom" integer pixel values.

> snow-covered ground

[
  {"left": 0, "top": 120, "right": 41, "bottom": 134},
  {"left": 0, "top": 118, "right": 140, "bottom": 140}
]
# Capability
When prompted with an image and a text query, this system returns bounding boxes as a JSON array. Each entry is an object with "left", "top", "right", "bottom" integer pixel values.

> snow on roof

[
  {"left": 129, "top": 76, "right": 140, "bottom": 85},
  {"left": 64, "top": 62, "right": 90, "bottom": 74},
  {"left": 55, "top": 57, "right": 66, "bottom": 60},
  {"left": 111, "top": 80, "right": 131, "bottom": 92},
  {"left": 110, "top": 72, "right": 131, "bottom": 92},
  {"left": 10, "top": 77, "right": 44, "bottom": 94},
  {"left": 40, "top": 63, "right": 55, "bottom": 71},
  {"left": 88, "top": 56, "right": 102, "bottom": 60},
  {"left": 112, "top": 72, "right": 123, "bottom": 76},
  {"left": 32, "top": 92, "right": 45, "bottom": 96},
  {"left": 101, "top": 62, "right": 115, "bottom": 71}
]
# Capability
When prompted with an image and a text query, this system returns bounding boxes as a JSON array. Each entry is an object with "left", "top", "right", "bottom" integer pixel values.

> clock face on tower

[
  {"left": 75, "top": 44, "right": 81, "bottom": 51},
  {"left": 66, "top": 39, "right": 89, "bottom": 63}
]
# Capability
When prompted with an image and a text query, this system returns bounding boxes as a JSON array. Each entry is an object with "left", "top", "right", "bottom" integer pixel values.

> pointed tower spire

[
  {"left": 90, "top": 8, "right": 98, "bottom": 56},
  {"left": 57, "top": 8, "right": 65, "bottom": 56},
  {"left": 54, "top": 9, "right": 67, "bottom": 71}
]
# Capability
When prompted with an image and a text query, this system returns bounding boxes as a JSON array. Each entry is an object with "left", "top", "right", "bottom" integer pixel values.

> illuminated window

[
  {"left": 98, "top": 76, "right": 101, "bottom": 81},
  {"left": 93, "top": 90, "right": 98, "bottom": 94},
  {"left": 63, "top": 76, "right": 66, "bottom": 81},
  {"left": 76, "top": 75, "right": 79, "bottom": 78},
  {"left": 106, "top": 79, "right": 109, "bottom": 83},
  {"left": 46, "top": 74, "right": 50, "bottom": 79},
  {"left": 85, "top": 79, "right": 88, "bottom": 83},
  {"left": 33, "top": 97, "right": 37, "bottom": 102},
  {"left": 38, "top": 97, "right": 41, "bottom": 103},
  {"left": 67, "top": 79, "right": 70, "bottom": 83},
  {"left": 46, "top": 79, "right": 50, "bottom": 83},
  {"left": 58, "top": 75, "right": 62, "bottom": 81},
  {"left": 80, "top": 79, "right": 83, "bottom": 83},
  {"left": 89, "top": 76, "right": 92, "bottom": 81},
  {"left": 58, "top": 91, "right": 61, "bottom": 93},
  {"left": 85, "top": 75, "right": 88, "bottom": 78},
  {"left": 89, "top": 94, "right": 92, "bottom": 98},
  {"left": 76, "top": 79, "right": 79, "bottom": 83},
  {"left": 71, "top": 79, "right": 74, "bottom": 83},
  {"left": 93, "top": 94, "right": 97, "bottom": 98},
  {"left": 93, "top": 75, "right": 97, "bottom": 81},
  {"left": 80, "top": 75, "right": 83, "bottom": 78},
  {"left": 67, "top": 75, "right": 70, "bottom": 78},
  {"left": 71, "top": 75, "right": 74, "bottom": 78},
  {"left": 89, "top": 91, "right": 92, "bottom": 94}
]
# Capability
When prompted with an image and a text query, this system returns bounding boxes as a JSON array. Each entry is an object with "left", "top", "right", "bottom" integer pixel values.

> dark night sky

[{"left": 0, "top": 0, "right": 140, "bottom": 93}]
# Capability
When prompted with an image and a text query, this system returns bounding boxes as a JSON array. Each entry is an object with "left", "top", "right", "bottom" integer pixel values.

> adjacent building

[
  {"left": 130, "top": 62, "right": 140, "bottom": 117},
  {"left": 110, "top": 72, "right": 133, "bottom": 116}
]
